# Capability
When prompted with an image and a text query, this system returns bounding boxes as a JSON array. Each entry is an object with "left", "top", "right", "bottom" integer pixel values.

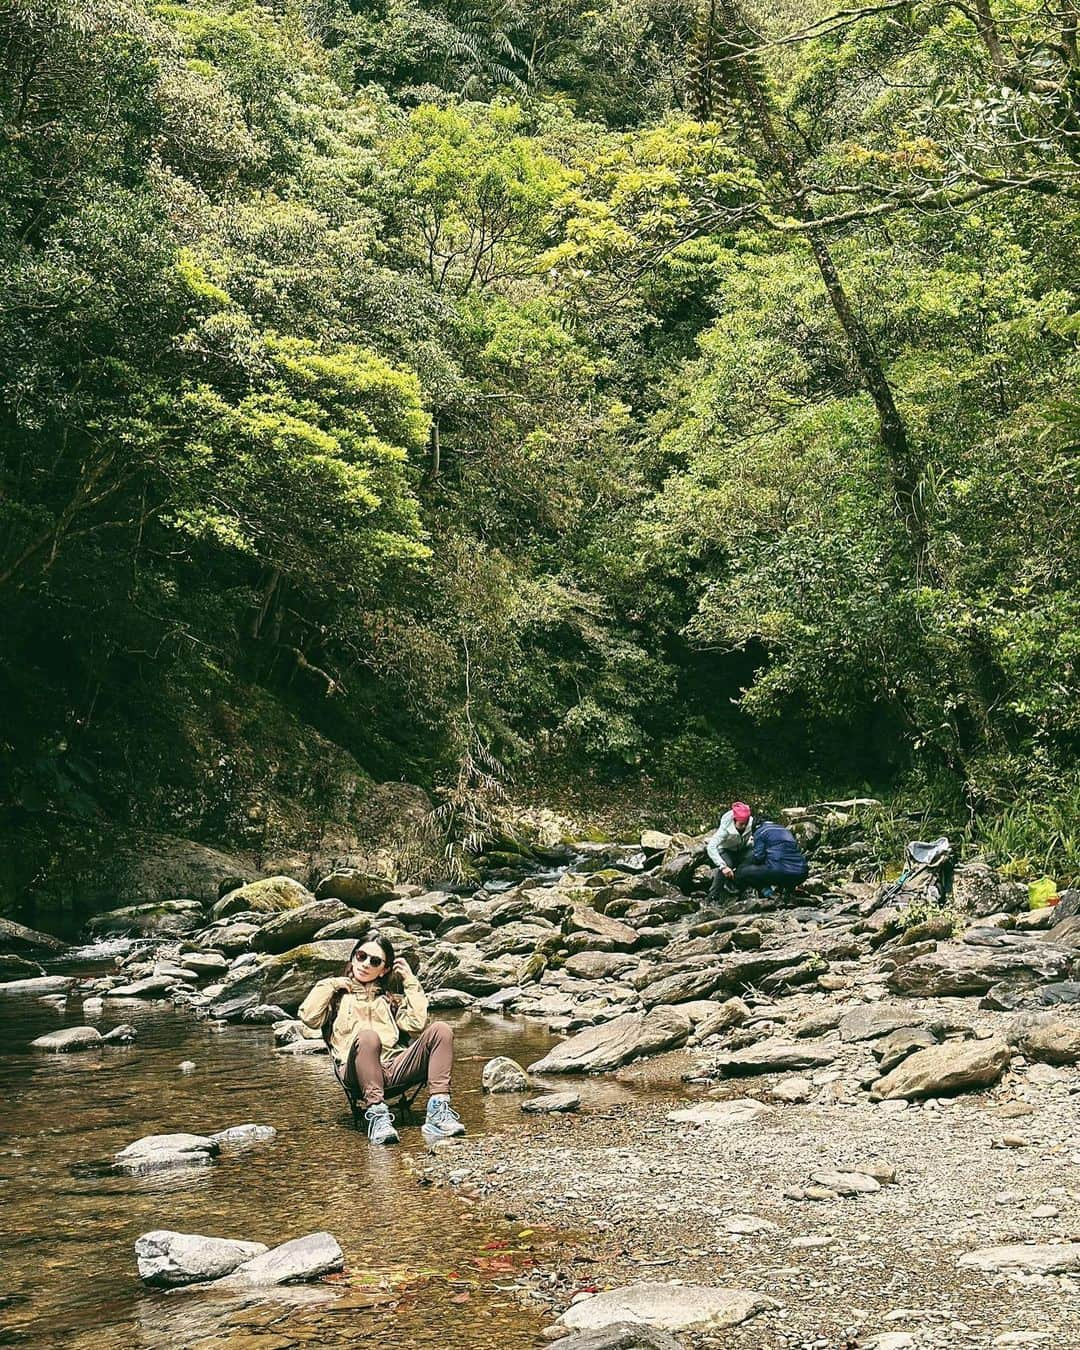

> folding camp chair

[{"left": 332, "top": 1055, "right": 424, "bottom": 1130}]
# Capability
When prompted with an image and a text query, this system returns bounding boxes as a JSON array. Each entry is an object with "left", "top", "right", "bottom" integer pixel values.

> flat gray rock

[
  {"left": 958, "top": 1243, "right": 1080, "bottom": 1275},
  {"left": 888, "top": 942, "right": 1074, "bottom": 996},
  {"left": 810, "top": 1170, "right": 880, "bottom": 1196},
  {"left": 224, "top": 1230, "right": 344, "bottom": 1285},
  {"left": 522, "top": 1091, "right": 580, "bottom": 1114},
  {"left": 0, "top": 975, "right": 73, "bottom": 996},
  {"left": 558, "top": 1282, "right": 778, "bottom": 1333},
  {"left": 528, "top": 1006, "right": 691, "bottom": 1075},
  {"left": 31, "top": 1025, "right": 103, "bottom": 1053},
  {"left": 135, "top": 1229, "right": 268, "bottom": 1286},
  {"left": 667, "top": 1099, "right": 775, "bottom": 1127},
  {"left": 208, "top": 1123, "right": 277, "bottom": 1145},
  {"left": 427, "top": 988, "right": 478, "bottom": 1009},
  {"left": 114, "top": 1132, "right": 219, "bottom": 1174},
  {"left": 839, "top": 1006, "right": 922, "bottom": 1043},
  {"left": 87, "top": 900, "right": 204, "bottom": 939},
  {"left": 107, "top": 975, "right": 178, "bottom": 998},
  {"left": 712, "top": 1038, "right": 838, "bottom": 1075}
]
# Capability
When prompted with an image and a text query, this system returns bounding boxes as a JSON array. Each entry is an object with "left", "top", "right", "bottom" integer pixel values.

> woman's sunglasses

[{"left": 352, "top": 951, "right": 386, "bottom": 968}]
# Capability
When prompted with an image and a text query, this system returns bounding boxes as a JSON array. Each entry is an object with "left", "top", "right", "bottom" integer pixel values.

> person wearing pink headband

[{"left": 705, "top": 801, "right": 755, "bottom": 901}]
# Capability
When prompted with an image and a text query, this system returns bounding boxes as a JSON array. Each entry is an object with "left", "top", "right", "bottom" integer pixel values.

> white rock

[
  {"left": 667, "top": 1100, "right": 775, "bottom": 1127},
  {"left": 723, "top": 1215, "right": 778, "bottom": 1235},
  {"left": 224, "top": 1231, "right": 344, "bottom": 1285},
  {"left": 0, "top": 975, "right": 73, "bottom": 995},
  {"left": 179, "top": 1061, "right": 196, "bottom": 1073},
  {"left": 208, "top": 1123, "right": 277, "bottom": 1145},
  {"left": 958, "top": 1244, "right": 1080, "bottom": 1275},
  {"left": 31, "top": 1026, "right": 102, "bottom": 1053},
  {"left": 810, "top": 1170, "right": 881, "bottom": 1196},
  {"left": 558, "top": 1282, "right": 778, "bottom": 1333},
  {"left": 135, "top": 1230, "right": 268, "bottom": 1286},
  {"left": 114, "top": 1132, "right": 218, "bottom": 1174}
]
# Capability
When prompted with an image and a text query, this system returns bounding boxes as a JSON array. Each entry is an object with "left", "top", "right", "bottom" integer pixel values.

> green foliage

[{"left": 1, "top": 0, "right": 1078, "bottom": 889}]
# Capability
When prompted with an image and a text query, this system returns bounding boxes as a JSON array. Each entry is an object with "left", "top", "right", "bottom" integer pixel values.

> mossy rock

[
  {"left": 478, "top": 850, "right": 535, "bottom": 870},
  {"left": 211, "top": 876, "right": 313, "bottom": 921},
  {"left": 208, "top": 939, "right": 356, "bottom": 1019}
]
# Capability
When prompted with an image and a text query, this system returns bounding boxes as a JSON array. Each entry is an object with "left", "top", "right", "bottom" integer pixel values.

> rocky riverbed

[{"left": 2, "top": 800, "right": 1079, "bottom": 1347}]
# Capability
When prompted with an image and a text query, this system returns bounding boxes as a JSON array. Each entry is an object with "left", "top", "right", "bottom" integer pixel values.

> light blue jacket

[{"left": 706, "top": 810, "right": 754, "bottom": 867}]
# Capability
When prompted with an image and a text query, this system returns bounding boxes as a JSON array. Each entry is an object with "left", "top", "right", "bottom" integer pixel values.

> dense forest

[{"left": 1, "top": 0, "right": 1078, "bottom": 899}]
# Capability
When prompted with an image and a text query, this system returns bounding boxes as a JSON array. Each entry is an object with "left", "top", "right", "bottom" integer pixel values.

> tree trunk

[{"left": 711, "top": 0, "right": 928, "bottom": 572}]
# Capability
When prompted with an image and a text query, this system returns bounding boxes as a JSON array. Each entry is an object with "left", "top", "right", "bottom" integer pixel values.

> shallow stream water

[{"left": 0, "top": 962, "right": 661, "bottom": 1349}]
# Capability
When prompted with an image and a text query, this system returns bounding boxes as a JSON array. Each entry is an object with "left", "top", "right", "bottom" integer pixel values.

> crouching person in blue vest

[{"left": 734, "top": 818, "right": 809, "bottom": 897}]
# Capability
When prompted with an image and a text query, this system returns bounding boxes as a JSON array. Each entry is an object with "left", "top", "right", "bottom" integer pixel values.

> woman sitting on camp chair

[{"left": 298, "top": 933, "right": 465, "bottom": 1147}]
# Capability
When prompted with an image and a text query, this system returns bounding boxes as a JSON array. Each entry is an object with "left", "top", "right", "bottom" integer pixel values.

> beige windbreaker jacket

[{"left": 297, "top": 974, "right": 429, "bottom": 1065}]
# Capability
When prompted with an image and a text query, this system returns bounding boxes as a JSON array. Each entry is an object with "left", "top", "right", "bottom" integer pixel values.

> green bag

[{"left": 1028, "top": 876, "right": 1057, "bottom": 909}]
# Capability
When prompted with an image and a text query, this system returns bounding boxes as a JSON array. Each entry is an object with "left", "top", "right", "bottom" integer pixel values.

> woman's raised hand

[{"left": 392, "top": 957, "right": 413, "bottom": 980}]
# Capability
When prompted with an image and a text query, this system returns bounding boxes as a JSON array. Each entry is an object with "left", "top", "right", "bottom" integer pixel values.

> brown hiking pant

[{"left": 340, "top": 1020, "right": 454, "bottom": 1106}]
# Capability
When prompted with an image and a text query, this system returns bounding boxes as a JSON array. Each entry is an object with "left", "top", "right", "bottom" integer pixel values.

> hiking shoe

[
  {"left": 422, "top": 1096, "right": 466, "bottom": 1144},
  {"left": 364, "top": 1103, "right": 399, "bottom": 1146}
]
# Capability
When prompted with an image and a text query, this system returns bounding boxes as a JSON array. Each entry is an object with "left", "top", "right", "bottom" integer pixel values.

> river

[{"left": 0, "top": 964, "right": 593, "bottom": 1348}]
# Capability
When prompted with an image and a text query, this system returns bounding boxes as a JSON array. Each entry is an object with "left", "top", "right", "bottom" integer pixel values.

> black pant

[
  {"left": 734, "top": 862, "right": 808, "bottom": 892},
  {"left": 707, "top": 847, "right": 748, "bottom": 902}
]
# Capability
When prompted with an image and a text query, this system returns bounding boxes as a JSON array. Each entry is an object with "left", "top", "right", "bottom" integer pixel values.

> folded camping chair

[
  {"left": 322, "top": 987, "right": 423, "bottom": 1129},
  {"left": 332, "top": 1058, "right": 424, "bottom": 1129},
  {"left": 872, "top": 836, "right": 954, "bottom": 912}
]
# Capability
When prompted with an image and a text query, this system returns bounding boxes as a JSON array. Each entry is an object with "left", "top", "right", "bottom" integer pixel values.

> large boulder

[
  {"left": 873, "top": 1037, "right": 1011, "bottom": 1099},
  {"left": 0, "top": 917, "right": 68, "bottom": 957},
  {"left": 887, "top": 941, "right": 1074, "bottom": 996},
  {"left": 376, "top": 894, "right": 452, "bottom": 932},
  {"left": 135, "top": 1230, "right": 268, "bottom": 1287},
  {"left": 208, "top": 940, "right": 355, "bottom": 1018},
  {"left": 0, "top": 975, "right": 72, "bottom": 995},
  {"left": 839, "top": 1005, "right": 922, "bottom": 1043},
  {"left": 564, "top": 952, "right": 640, "bottom": 981},
  {"left": 252, "top": 900, "right": 361, "bottom": 954},
  {"left": 314, "top": 869, "right": 397, "bottom": 910},
  {"left": 528, "top": 1007, "right": 691, "bottom": 1075},
  {"left": 481, "top": 922, "right": 555, "bottom": 959},
  {"left": 640, "top": 964, "right": 728, "bottom": 1010},
  {"left": 429, "top": 945, "right": 522, "bottom": 996},
  {"left": 1016, "top": 1016, "right": 1080, "bottom": 1065},
  {"left": 311, "top": 913, "right": 376, "bottom": 942},
  {"left": 87, "top": 900, "right": 204, "bottom": 939},
  {"left": 212, "top": 877, "right": 313, "bottom": 921},
  {"left": 558, "top": 1283, "right": 777, "bottom": 1335}
]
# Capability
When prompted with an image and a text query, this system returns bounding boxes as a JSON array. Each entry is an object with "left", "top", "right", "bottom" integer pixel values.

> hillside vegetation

[{"left": 2, "top": 0, "right": 1078, "bottom": 901}]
